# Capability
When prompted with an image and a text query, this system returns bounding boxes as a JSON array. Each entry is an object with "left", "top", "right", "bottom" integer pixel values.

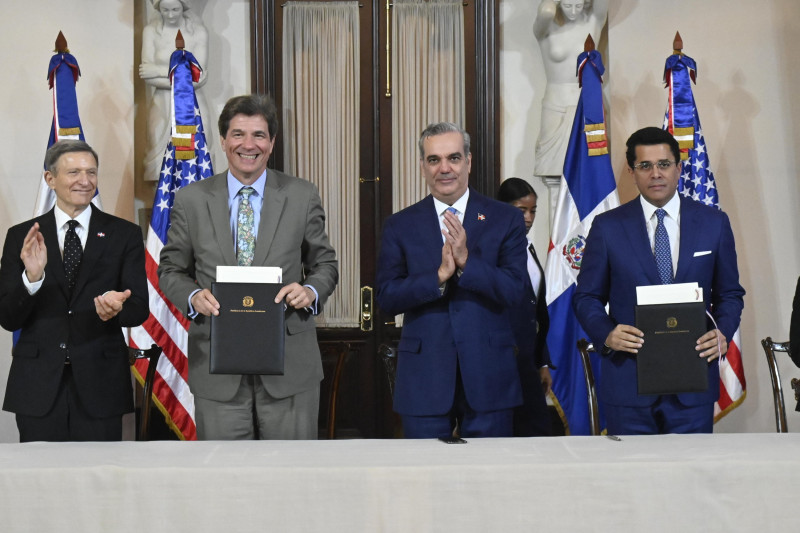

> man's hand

[
  {"left": 438, "top": 242, "right": 456, "bottom": 285},
  {"left": 696, "top": 328, "right": 727, "bottom": 362},
  {"left": 442, "top": 210, "right": 468, "bottom": 269},
  {"left": 191, "top": 288, "right": 220, "bottom": 317},
  {"left": 275, "top": 283, "right": 315, "bottom": 310},
  {"left": 539, "top": 367, "right": 553, "bottom": 395},
  {"left": 94, "top": 290, "right": 132, "bottom": 321},
  {"left": 604, "top": 324, "right": 644, "bottom": 354},
  {"left": 20, "top": 223, "right": 47, "bottom": 283}
]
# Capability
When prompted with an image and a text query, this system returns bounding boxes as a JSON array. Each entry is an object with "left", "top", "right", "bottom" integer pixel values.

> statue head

[
  {"left": 152, "top": 0, "right": 190, "bottom": 26},
  {"left": 555, "top": 0, "right": 589, "bottom": 25}
]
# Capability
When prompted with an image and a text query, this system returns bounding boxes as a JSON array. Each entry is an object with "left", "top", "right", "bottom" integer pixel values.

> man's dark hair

[
  {"left": 497, "top": 177, "right": 537, "bottom": 203},
  {"left": 625, "top": 127, "right": 680, "bottom": 168},
  {"left": 45, "top": 140, "right": 99, "bottom": 173},
  {"left": 218, "top": 94, "right": 279, "bottom": 139},
  {"left": 418, "top": 122, "right": 470, "bottom": 159}
]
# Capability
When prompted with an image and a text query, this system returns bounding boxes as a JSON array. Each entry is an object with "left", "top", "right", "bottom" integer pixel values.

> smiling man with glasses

[{"left": 572, "top": 126, "right": 744, "bottom": 435}]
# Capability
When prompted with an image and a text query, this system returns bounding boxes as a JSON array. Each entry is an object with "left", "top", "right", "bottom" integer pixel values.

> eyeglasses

[{"left": 632, "top": 160, "right": 677, "bottom": 172}]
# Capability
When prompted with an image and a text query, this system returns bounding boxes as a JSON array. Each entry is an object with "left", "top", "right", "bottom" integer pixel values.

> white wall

[
  {"left": 502, "top": 0, "right": 800, "bottom": 433},
  {"left": 0, "top": 1, "right": 250, "bottom": 443}
]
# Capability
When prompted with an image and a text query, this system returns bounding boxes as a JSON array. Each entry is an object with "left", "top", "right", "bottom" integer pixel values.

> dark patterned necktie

[
  {"left": 63, "top": 220, "right": 83, "bottom": 291},
  {"left": 654, "top": 208, "right": 673, "bottom": 284}
]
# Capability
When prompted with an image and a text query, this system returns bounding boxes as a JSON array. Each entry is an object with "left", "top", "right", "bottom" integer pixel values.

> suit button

[{"left": 59, "top": 343, "right": 67, "bottom": 349}]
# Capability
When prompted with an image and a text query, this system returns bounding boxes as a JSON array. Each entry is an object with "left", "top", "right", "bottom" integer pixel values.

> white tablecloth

[{"left": 0, "top": 434, "right": 797, "bottom": 532}]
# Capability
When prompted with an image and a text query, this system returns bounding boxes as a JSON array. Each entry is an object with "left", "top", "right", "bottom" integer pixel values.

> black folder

[
  {"left": 635, "top": 301, "right": 708, "bottom": 395},
  {"left": 210, "top": 282, "right": 285, "bottom": 375}
]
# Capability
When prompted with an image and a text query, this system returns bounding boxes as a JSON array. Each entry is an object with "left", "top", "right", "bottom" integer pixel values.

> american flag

[
  {"left": 128, "top": 49, "right": 213, "bottom": 440},
  {"left": 664, "top": 48, "right": 746, "bottom": 421}
]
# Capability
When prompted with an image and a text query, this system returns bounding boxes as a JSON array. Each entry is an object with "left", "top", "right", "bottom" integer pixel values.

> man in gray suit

[{"left": 158, "top": 94, "right": 338, "bottom": 440}]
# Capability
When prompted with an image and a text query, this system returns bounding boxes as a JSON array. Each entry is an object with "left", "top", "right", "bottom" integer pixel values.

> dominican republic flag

[
  {"left": 545, "top": 44, "right": 619, "bottom": 435},
  {"left": 34, "top": 31, "right": 102, "bottom": 217},
  {"left": 18, "top": 34, "right": 104, "bottom": 346},
  {"left": 128, "top": 45, "right": 213, "bottom": 440},
  {"left": 663, "top": 44, "right": 746, "bottom": 421}
]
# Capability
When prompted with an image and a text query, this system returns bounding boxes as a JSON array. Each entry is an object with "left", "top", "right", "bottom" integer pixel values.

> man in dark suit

[
  {"left": 0, "top": 140, "right": 148, "bottom": 442},
  {"left": 376, "top": 122, "right": 528, "bottom": 439},
  {"left": 573, "top": 127, "right": 745, "bottom": 434},
  {"left": 158, "top": 94, "right": 338, "bottom": 440},
  {"left": 497, "top": 177, "right": 553, "bottom": 436}
]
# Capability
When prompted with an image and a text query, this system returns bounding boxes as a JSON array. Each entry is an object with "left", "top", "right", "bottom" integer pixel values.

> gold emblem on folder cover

[
  {"left": 243, "top": 296, "right": 254, "bottom": 308},
  {"left": 666, "top": 317, "right": 678, "bottom": 328}
]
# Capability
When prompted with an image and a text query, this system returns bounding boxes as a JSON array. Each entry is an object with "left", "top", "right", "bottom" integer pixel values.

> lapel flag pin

[
  {"left": 477, "top": 213, "right": 486, "bottom": 221},
  {"left": 97, "top": 232, "right": 106, "bottom": 237}
]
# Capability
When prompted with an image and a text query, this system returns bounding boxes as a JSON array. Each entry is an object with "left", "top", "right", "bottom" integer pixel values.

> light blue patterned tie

[
  {"left": 237, "top": 187, "right": 255, "bottom": 266},
  {"left": 446, "top": 206, "right": 458, "bottom": 216},
  {"left": 654, "top": 208, "right": 673, "bottom": 284}
]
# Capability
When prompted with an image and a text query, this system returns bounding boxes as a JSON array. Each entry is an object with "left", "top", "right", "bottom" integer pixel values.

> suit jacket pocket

[
  {"left": 398, "top": 336, "right": 422, "bottom": 354},
  {"left": 11, "top": 342, "right": 37, "bottom": 358},
  {"left": 286, "top": 315, "right": 315, "bottom": 336}
]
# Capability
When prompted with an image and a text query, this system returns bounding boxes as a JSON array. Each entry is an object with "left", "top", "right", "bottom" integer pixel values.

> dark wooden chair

[
  {"left": 761, "top": 337, "right": 800, "bottom": 432},
  {"left": 577, "top": 339, "right": 601, "bottom": 436},
  {"left": 324, "top": 342, "right": 351, "bottom": 439},
  {"left": 377, "top": 343, "right": 397, "bottom": 398},
  {"left": 128, "top": 344, "right": 162, "bottom": 441}
]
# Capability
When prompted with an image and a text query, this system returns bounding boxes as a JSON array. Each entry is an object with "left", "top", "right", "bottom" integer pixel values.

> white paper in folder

[
  {"left": 636, "top": 282, "right": 703, "bottom": 305},
  {"left": 216, "top": 266, "right": 282, "bottom": 283}
]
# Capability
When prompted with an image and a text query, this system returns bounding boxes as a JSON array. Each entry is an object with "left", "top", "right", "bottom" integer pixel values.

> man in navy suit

[
  {"left": 573, "top": 127, "right": 744, "bottom": 435},
  {"left": 376, "top": 122, "right": 528, "bottom": 439},
  {"left": 0, "top": 140, "right": 148, "bottom": 441}
]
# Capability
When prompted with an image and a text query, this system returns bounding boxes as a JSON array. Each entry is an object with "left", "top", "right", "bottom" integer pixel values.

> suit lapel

[
  {"left": 530, "top": 244, "right": 545, "bottom": 300},
  {"left": 414, "top": 196, "right": 447, "bottom": 271},
  {"left": 40, "top": 210, "right": 70, "bottom": 300},
  {"left": 206, "top": 174, "right": 238, "bottom": 266},
  {"left": 461, "top": 190, "right": 487, "bottom": 244},
  {"left": 253, "top": 169, "right": 288, "bottom": 266},
  {"left": 72, "top": 205, "right": 106, "bottom": 298},
  {"left": 620, "top": 199, "right": 661, "bottom": 285},
  {"left": 674, "top": 196, "right": 698, "bottom": 282}
]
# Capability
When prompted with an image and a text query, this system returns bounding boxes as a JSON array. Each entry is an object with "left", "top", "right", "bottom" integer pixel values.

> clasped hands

[
  {"left": 437, "top": 210, "right": 468, "bottom": 285},
  {"left": 21, "top": 223, "right": 134, "bottom": 322},
  {"left": 191, "top": 282, "right": 314, "bottom": 317},
  {"left": 604, "top": 324, "right": 728, "bottom": 362}
]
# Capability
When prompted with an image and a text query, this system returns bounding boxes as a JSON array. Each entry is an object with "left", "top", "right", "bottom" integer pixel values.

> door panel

[{"left": 250, "top": 0, "right": 499, "bottom": 438}]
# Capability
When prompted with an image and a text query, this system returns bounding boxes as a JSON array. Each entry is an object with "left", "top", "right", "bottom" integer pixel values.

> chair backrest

[
  {"left": 128, "top": 344, "right": 162, "bottom": 441},
  {"left": 377, "top": 343, "right": 397, "bottom": 398},
  {"left": 761, "top": 337, "right": 800, "bottom": 433},
  {"left": 577, "top": 339, "right": 601, "bottom": 436},
  {"left": 323, "top": 342, "right": 351, "bottom": 440}
]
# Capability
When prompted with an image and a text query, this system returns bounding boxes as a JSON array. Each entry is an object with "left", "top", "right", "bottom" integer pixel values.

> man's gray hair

[
  {"left": 45, "top": 140, "right": 99, "bottom": 173},
  {"left": 418, "top": 122, "right": 471, "bottom": 159}
]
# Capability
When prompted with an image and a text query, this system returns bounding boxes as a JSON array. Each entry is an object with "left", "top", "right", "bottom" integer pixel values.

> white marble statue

[
  {"left": 139, "top": 0, "right": 211, "bottom": 181},
  {"left": 533, "top": 0, "right": 608, "bottom": 178}
]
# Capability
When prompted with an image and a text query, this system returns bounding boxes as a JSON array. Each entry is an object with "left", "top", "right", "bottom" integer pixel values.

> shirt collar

[
  {"left": 227, "top": 170, "right": 267, "bottom": 202},
  {"left": 54, "top": 203, "right": 92, "bottom": 230},
  {"left": 432, "top": 188, "right": 470, "bottom": 216},
  {"left": 640, "top": 191, "right": 680, "bottom": 222}
]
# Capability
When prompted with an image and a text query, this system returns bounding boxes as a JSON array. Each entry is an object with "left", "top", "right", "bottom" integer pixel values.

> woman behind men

[{"left": 497, "top": 178, "right": 553, "bottom": 436}]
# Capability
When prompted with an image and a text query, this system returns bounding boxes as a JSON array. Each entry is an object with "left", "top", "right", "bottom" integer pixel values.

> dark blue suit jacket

[
  {"left": 376, "top": 189, "right": 528, "bottom": 416},
  {"left": 573, "top": 196, "right": 745, "bottom": 407}
]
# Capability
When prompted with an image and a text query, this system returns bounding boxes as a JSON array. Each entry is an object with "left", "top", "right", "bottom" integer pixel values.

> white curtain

[
  {"left": 283, "top": 1, "right": 360, "bottom": 327},
  {"left": 391, "top": 0, "right": 466, "bottom": 213}
]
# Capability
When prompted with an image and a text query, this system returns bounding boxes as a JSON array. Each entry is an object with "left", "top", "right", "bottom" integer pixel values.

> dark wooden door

[{"left": 250, "top": 0, "right": 500, "bottom": 438}]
